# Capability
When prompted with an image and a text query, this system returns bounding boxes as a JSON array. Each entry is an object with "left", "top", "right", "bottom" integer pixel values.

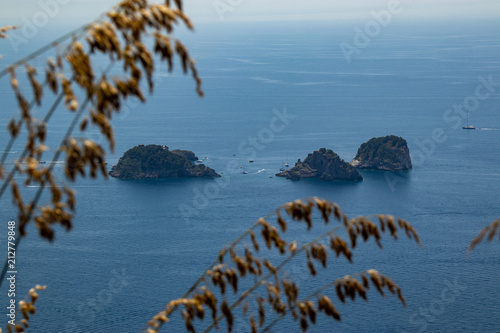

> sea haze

[{"left": 0, "top": 19, "right": 499, "bottom": 332}]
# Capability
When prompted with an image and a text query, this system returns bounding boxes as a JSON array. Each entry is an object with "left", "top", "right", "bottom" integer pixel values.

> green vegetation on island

[
  {"left": 109, "top": 144, "right": 220, "bottom": 179},
  {"left": 350, "top": 135, "right": 412, "bottom": 171}
]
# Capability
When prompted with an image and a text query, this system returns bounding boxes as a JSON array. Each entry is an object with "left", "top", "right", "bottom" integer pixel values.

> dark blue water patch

[{"left": 1, "top": 20, "right": 499, "bottom": 333}]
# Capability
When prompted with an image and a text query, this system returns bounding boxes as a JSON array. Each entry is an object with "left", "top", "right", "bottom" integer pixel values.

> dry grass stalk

[
  {"left": 0, "top": 0, "right": 203, "bottom": 247},
  {"left": 2, "top": 285, "right": 46, "bottom": 333},
  {"left": 468, "top": 218, "right": 500, "bottom": 252},
  {"left": 145, "top": 197, "right": 421, "bottom": 332},
  {"left": 0, "top": 25, "right": 17, "bottom": 39}
]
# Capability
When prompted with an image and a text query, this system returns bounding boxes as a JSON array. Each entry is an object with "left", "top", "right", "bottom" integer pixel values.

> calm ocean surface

[{"left": 1, "top": 19, "right": 499, "bottom": 332}]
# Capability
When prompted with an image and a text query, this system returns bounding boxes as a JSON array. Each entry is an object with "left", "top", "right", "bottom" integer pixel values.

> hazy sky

[{"left": 1, "top": 0, "right": 499, "bottom": 25}]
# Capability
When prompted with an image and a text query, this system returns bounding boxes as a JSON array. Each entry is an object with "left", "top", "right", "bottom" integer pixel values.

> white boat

[
  {"left": 462, "top": 111, "right": 476, "bottom": 129},
  {"left": 242, "top": 171, "right": 248, "bottom": 174}
]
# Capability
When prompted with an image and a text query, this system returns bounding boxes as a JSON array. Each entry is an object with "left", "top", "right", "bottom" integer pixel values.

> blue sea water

[{"left": 0, "top": 18, "right": 500, "bottom": 333}]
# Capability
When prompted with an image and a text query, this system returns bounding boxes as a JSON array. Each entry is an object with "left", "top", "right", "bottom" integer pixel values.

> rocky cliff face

[
  {"left": 350, "top": 135, "right": 412, "bottom": 171},
  {"left": 276, "top": 148, "right": 363, "bottom": 182},
  {"left": 109, "top": 145, "right": 220, "bottom": 179}
]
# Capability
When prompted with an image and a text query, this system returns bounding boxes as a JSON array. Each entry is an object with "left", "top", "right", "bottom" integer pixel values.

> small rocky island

[
  {"left": 276, "top": 148, "right": 363, "bottom": 182},
  {"left": 350, "top": 135, "right": 412, "bottom": 171},
  {"left": 109, "top": 144, "right": 220, "bottom": 179}
]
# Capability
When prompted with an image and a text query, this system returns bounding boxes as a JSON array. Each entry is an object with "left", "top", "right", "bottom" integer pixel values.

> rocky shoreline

[
  {"left": 276, "top": 148, "right": 363, "bottom": 182},
  {"left": 350, "top": 135, "right": 412, "bottom": 171},
  {"left": 110, "top": 136, "right": 410, "bottom": 181},
  {"left": 109, "top": 145, "right": 220, "bottom": 179}
]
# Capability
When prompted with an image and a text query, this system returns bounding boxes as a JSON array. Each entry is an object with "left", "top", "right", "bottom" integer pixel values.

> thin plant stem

[
  {"left": 0, "top": 87, "right": 66, "bottom": 200},
  {"left": 182, "top": 204, "right": 341, "bottom": 299},
  {"left": 0, "top": 81, "right": 48, "bottom": 166},
  {"left": 0, "top": 15, "right": 106, "bottom": 79},
  {"left": 261, "top": 271, "right": 368, "bottom": 332},
  {"left": 24, "top": 60, "right": 115, "bottom": 219},
  {"left": 139, "top": 218, "right": 267, "bottom": 333},
  {"left": 202, "top": 225, "right": 344, "bottom": 333},
  {"left": 182, "top": 219, "right": 262, "bottom": 299},
  {"left": 0, "top": 61, "right": 115, "bottom": 287}
]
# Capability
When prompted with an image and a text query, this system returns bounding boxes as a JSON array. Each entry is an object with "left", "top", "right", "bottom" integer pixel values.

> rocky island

[
  {"left": 350, "top": 135, "right": 412, "bottom": 171},
  {"left": 109, "top": 144, "right": 220, "bottom": 179},
  {"left": 276, "top": 148, "right": 363, "bottom": 182}
]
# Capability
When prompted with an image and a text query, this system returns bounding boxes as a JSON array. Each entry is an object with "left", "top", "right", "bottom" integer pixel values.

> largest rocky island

[{"left": 109, "top": 144, "right": 220, "bottom": 179}]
